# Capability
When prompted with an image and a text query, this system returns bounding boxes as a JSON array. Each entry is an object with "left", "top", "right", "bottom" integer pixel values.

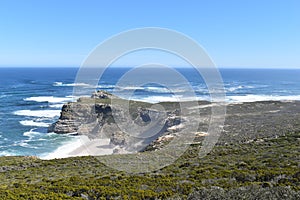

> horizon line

[{"left": 0, "top": 65, "right": 300, "bottom": 69}]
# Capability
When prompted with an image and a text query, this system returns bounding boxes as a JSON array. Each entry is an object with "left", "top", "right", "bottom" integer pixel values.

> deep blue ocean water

[{"left": 0, "top": 67, "right": 300, "bottom": 157}]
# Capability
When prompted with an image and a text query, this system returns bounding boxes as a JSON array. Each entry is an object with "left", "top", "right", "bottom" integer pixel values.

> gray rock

[
  {"left": 91, "top": 90, "right": 115, "bottom": 99},
  {"left": 110, "top": 131, "right": 128, "bottom": 146},
  {"left": 48, "top": 92, "right": 183, "bottom": 152}
]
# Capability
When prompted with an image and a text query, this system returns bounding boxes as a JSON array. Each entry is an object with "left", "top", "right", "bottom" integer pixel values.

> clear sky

[{"left": 0, "top": 0, "right": 299, "bottom": 68}]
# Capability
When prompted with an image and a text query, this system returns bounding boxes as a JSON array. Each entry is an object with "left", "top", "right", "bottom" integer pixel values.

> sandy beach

[{"left": 41, "top": 136, "right": 114, "bottom": 160}]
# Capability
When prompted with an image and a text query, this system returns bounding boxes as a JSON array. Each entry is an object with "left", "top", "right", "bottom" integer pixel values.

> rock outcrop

[{"left": 48, "top": 91, "right": 182, "bottom": 152}]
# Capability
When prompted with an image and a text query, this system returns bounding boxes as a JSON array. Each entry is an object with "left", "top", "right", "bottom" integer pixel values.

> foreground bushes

[{"left": 0, "top": 132, "right": 299, "bottom": 199}]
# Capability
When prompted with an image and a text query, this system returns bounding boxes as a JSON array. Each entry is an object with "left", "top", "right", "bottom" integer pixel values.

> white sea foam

[
  {"left": 115, "top": 86, "right": 144, "bottom": 91},
  {"left": 227, "top": 85, "right": 243, "bottom": 92},
  {"left": 40, "top": 136, "right": 82, "bottom": 159},
  {"left": 14, "top": 110, "right": 61, "bottom": 118},
  {"left": 11, "top": 138, "right": 36, "bottom": 149},
  {"left": 137, "top": 96, "right": 182, "bottom": 103},
  {"left": 18, "top": 142, "right": 29, "bottom": 147},
  {"left": 227, "top": 94, "right": 300, "bottom": 102},
  {"left": 20, "top": 120, "right": 50, "bottom": 127},
  {"left": 18, "top": 141, "right": 37, "bottom": 148},
  {"left": 226, "top": 85, "right": 255, "bottom": 92},
  {"left": 0, "top": 94, "right": 11, "bottom": 99},
  {"left": 97, "top": 84, "right": 115, "bottom": 89},
  {"left": 0, "top": 151, "right": 14, "bottom": 156},
  {"left": 145, "top": 86, "right": 170, "bottom": 93},
  {"left": 133, "top": 95, "right": 209, "bottom": 103},
  {"left": 114, "top": 86, "right": 187, "bottom": 93},
  {"left": 134, "top": 94, "right": 300, "bottom": 103},
  {"left": 53, "top": 82, "right": 92, "bottom": 87},
  {"left": 49, "top": 104, "right": 65, "bottom": 108},
  {"left": 24, "top": 96, "right": 74, "bottom": 103},
  {"left": 23, "top": 129, "right": 42, "bottom": 138}
]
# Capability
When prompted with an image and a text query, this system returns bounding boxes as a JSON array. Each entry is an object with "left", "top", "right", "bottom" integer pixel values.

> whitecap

[
  {"left": 226, "top": 85, "right": 256, "bottom": 92},
  {"left": 49, "top": 104, "right": 65, "bottom": 108},
  {"left": 19, "top": 142, "right": 30, "bottom": 147},
  {"left": 11, "top": 139, "right": 37, "bottom": 149},
  {"left": 23, "top": 129, "right": 42, "bottom": 138},
  {"left": 136, "top": 96, "right": 180, "bottom": 103},
  {"left": 97, "top": 84, "right": 115, "bottom": 89},
  {"left": 0, "top": 94, "right": 11, "bottom": 99},
  {"left": 53, "top": 82, "right": 92, "bottom": 87},
  {"left": 14, "top": 110, "right": 61, "bottom": 118},
  {"left": 20, "top": 120, "right": 50, "bottom": 127},
  {"left": 227, "top": 85, "right": 244, "bottom": 92},
  {"left": 131, "top": 95, "right": 208, "bottom": 103},
  {"left": 0, "top": 151, "right": 14, "bottom": 156},
  {"left": 24, "top": 96, "right": 74, "bottom": 103},
  {"left": 44, "top": 132, "right": 57, "bottom": 136},
  {"left": 115, "top": 86, "right": 144, "bottom": 91},
  {"left": 227, "top": 94, "right": 300, "bottom": 102},
  {"left": 144, "top": 86, "right": 170, "bottom": 93},
  {"left": 114, "top": 86, "right": 186, "bottom": 94}
]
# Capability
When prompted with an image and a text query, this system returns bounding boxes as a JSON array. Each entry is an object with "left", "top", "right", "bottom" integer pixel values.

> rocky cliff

[{"left": 48, "top": 91, "right": 182, "bottom": 152}]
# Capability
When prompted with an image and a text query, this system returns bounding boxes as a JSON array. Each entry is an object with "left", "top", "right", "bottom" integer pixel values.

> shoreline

[
  {"left": 1, "top": 99, "right": 299, "bottom": 160},
  {"left": 38, "top": 99, "right": 300, "bottom": 160},
  {"left": 0, "top": 99, "right": 299, "bottom": 160}
]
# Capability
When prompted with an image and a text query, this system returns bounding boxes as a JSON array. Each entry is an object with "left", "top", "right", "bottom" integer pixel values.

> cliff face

[
  {"left": 48, "top": 91, "right": 182, "bottom": 151},
  {"left": 48, "top": 101, "right": 114, "bottom": 135}
]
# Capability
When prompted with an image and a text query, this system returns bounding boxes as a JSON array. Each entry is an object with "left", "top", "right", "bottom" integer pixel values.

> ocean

[{"left": 0, "top": 67, "right": 300, "bottom": 158}]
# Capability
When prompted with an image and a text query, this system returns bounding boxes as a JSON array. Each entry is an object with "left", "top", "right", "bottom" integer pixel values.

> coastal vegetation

[{"left": 0, "top": 131, "right": 299, "bottom": 199}]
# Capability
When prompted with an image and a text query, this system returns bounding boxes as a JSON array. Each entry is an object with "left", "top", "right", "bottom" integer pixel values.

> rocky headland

[
  {"left": 48, "top": 90, "right": 300, "bottom": 153},
  {"left": 48, "top": 91, "right": 183, "bottom": 153}
]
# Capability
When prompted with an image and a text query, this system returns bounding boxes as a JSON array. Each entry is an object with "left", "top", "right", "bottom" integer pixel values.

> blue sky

[{"left": 0, "top": 0, "right": 299, "bottom": 68}]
